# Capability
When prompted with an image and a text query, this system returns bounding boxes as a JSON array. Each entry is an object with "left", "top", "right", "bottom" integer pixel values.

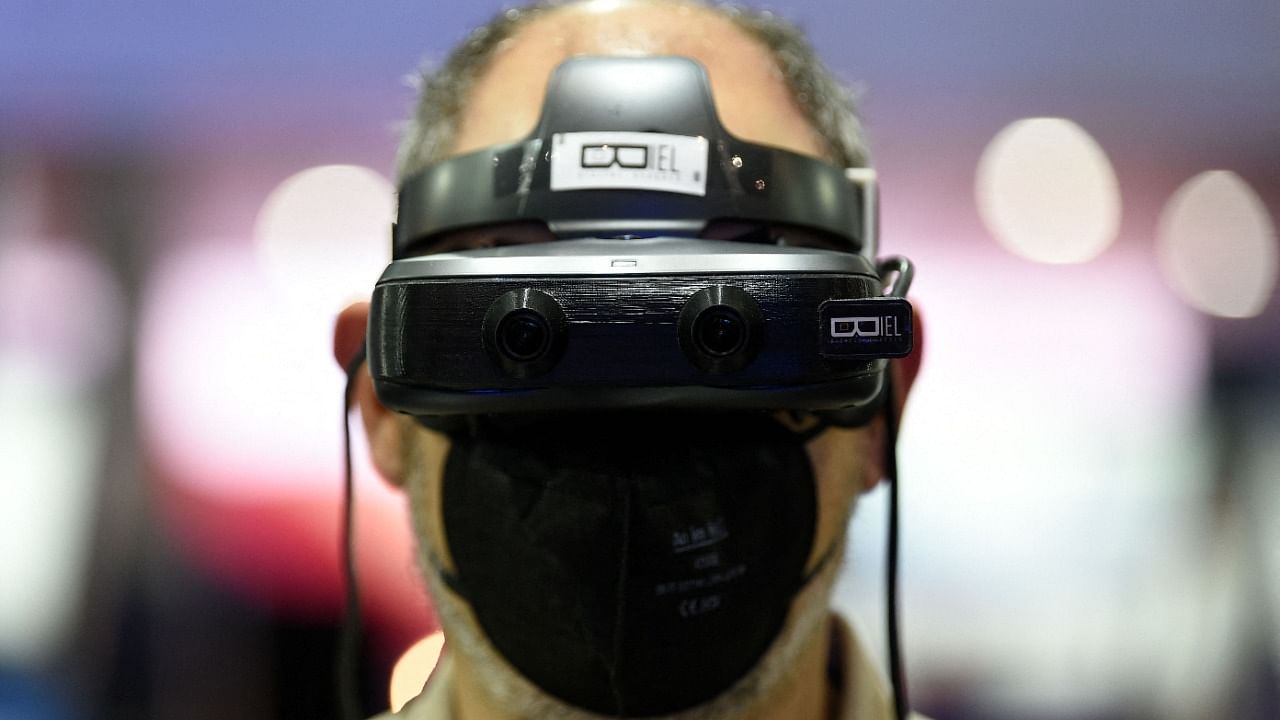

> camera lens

[
  {"left": 678, "top": 285, "right": 763, "bottom": 374},
  {"left": 483, "top": 289, "right": 567, "bottom": 378},
  {"left": 692, "top": 307, "right": 745, "bottom": 357},
  {"left": 497, "top": 310, "right": 551, "bottom": 361}
]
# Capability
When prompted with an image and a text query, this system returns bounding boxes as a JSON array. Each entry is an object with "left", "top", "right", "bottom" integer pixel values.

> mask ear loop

[
  {"left": 883, "top": 368, "right": 909, "bottom": 720},
  {"left": 340, "top": 342, "right": 368, "bottom": 720}
]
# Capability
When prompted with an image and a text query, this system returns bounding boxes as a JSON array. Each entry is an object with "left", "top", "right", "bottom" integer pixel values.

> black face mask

[{"left": 432, "top": 413, "right": 823, "bottom": 717}]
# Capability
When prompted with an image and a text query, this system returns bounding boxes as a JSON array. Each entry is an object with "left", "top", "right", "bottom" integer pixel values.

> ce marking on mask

[
  {"left": 680, "top": 594, "right": 721, "bottom": 618},
  {"left": 550, "top": 131, "right": 710, "bottom": 196},
  {"left": 654, "top": 517, "right": 745, "bottom": 619}
]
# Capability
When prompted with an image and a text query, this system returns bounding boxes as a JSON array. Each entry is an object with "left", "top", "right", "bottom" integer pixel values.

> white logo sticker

[{"left": 550, "top": 131, "right": 709, "bottom": 196}]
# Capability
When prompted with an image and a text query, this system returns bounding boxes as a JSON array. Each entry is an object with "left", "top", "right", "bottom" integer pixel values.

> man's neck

[
  {"left": 738, "top": 615, "right": 834, "bottom": 720},
  {"left": 451, "top": 617, "right": 835, "bottom": 720}
]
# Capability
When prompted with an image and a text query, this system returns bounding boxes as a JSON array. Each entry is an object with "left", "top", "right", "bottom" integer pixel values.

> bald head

[
  {"left": 397, "top": 0, "right": 868, "bottom": 179},
  {"left": 449, "top": 0, "right": 828, "bottom": 160}
]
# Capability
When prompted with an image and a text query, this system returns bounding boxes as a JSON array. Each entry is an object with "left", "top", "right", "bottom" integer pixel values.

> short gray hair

[{"left": 395, "top": 0, "right": 869, "bottom": 180}]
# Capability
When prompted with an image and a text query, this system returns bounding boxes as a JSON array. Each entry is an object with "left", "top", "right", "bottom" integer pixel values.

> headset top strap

[{"left": 394, "top": 56, "right": 870, "bottom": 258}]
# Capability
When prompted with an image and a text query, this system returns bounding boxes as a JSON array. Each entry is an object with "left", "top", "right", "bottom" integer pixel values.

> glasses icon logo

[
  {"left": 830, "top": 316, "right": 882, "bottom": 338},
  {"left": 581, "top": 144, "right": 649, "bottom": 169}
]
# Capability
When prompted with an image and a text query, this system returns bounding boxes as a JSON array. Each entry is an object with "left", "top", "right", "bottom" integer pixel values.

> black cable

[
  {"left": 883, "top": 371, "right": 909, "bottom": 720},
  {"left": 339, "top": 342, "right": 368, "bottom": 720}
]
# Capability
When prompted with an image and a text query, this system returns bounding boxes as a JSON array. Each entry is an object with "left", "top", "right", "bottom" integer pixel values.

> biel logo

[
  {"left": 550, "top": 132, "right": 710, "bottom": 196},
  {"left": 581, "top": 144, "right": 648, "bottom": 169},
  {"left": 579, "top": 142, "right": 689, "bottom": 177},
  {"left": 818, "top": 297, "right": 913, "bottom": 358}
]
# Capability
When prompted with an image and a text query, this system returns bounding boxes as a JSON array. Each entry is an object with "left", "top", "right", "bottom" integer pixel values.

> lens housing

[
  {"left": 678, "top": 286, "right": 763, "bottom": 373},
  {"left": 483, "top": 289, "right": 567, "bottom": 377}
]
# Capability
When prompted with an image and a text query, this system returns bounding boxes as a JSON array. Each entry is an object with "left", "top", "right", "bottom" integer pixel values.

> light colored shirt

[{"left": 373, "top": 615, "right": 931, "bottom": 720}]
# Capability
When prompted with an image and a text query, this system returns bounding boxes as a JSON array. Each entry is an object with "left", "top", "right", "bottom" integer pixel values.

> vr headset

[{"left": 368, "top": 55, "right": 914, "bottom": 425}]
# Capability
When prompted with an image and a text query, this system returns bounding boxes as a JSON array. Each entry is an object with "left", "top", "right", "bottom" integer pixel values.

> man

[{"left": 333, "top": 1, "right": 925, "bottom": 717}]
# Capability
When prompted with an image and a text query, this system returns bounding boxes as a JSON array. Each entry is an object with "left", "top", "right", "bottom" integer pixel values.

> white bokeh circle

[
  {"left": 1157, "top": 170, "right": 1277, "bottom": 318},
  {"left": 976, "top": 118, "right": 1121, "bottom": 264},
  {"left": 254, "top": 164, "right": 393, "bottom": 313}
]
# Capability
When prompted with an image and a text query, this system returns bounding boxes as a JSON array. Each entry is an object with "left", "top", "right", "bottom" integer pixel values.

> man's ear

[
  {"left": 335, "top": 301, "right": 406, "bottom": 486},
  {"left": 860, "top": 302, "right": 925, "bottom": 493}
]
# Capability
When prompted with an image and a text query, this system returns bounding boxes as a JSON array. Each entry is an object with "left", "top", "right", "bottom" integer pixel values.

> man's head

[
  {"left": 394, "top": 0, "right": 869, "bottom": 177},
  {"left": 334, "top": 1, "right": 920, "bottom": 717}
]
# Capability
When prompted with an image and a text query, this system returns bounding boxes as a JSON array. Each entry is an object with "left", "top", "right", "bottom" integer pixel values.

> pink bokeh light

[{"left": 137, "top": 239, "right": 434, "bottom": 645}]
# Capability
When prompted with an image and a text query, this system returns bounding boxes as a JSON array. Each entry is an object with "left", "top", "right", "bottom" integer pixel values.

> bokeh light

[
  {"left": 389, "top": 632, "right": 446, "bottom": 712},
  {"left": 976, "top": 118, "right": 1121, "bottom": 264},
  {"left": 0, "top": 239, "right": 122, "bottom": 666},
  {"left": 136, "top": 237, "right": 433, "bottom": 629},
  {"left": 835, "top": 241, "right": 1209, "bottom": 716},
  {"left": 1156, "top": 170, "right": 1277, "bottom": 318},
  {"left": 254, "top": 164, "right": 393, "bottom": 314},
  {"left": 0, "top": 239, "right": 125, "bottom": 389},
  {"left": 138, "top": 241, "right": 341, "bottom": 494}
]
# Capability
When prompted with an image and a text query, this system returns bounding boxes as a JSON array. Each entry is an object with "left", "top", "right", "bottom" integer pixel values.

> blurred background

[{"left": 1, "top": 1, "right": 1277, "bottom": 718}]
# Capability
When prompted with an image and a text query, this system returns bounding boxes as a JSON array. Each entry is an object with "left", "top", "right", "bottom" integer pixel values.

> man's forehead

[{"left": 446, "top": 0, "right": 829, "bottom": 161}]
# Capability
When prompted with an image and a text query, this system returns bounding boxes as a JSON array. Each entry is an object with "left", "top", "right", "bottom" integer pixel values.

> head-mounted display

[{"left": 369, "top": 55, "right": 914, "bottom": 423}]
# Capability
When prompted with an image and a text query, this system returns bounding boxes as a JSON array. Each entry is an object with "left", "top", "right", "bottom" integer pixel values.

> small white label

[{"left": 550, "top": 131, "right": 709, "bottom": 196}]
